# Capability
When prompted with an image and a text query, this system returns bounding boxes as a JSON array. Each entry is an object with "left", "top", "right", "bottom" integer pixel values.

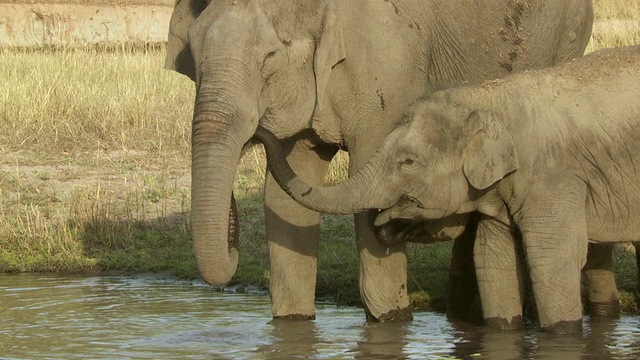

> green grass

[{"left": 0, "top": 0, "right": 638, "bottom": 313}]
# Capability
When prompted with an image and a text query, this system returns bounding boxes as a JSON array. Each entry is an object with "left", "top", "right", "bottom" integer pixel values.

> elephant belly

[{"left": 586, "top": 204, "right": 640, "bottom": 243}]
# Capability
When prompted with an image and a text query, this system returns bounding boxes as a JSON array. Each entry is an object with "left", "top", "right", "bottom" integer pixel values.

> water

[{"left": 1, "top": 274, "right": 639, "bottom": 359}]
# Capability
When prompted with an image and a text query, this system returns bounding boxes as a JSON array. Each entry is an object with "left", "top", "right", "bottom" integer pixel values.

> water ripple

[{"left": 1, "top": 274, "right": 639, "bottom": 359}]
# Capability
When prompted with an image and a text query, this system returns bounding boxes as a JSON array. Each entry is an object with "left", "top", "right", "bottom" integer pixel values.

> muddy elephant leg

[
  {"left": 356, "top": 210, "right": 412, "bottom": 322},
  {"left": 447, "top": 213, "right": 481, "bottom": 322},
  {"left": 474, "top": 215, "right": 524, "bottom": 330},
  {"left": 583, "top": 243, "right": 619, "bottom": 318},
  {"left": 265, "top": 132, "right": 337, "bottom": 320}
]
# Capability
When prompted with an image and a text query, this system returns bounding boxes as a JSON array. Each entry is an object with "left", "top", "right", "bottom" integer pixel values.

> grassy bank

[{"left": 1, "top": 0, "right": 639, "bottom": 313}]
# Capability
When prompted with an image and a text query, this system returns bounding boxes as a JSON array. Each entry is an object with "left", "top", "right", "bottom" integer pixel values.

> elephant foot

[
  {"left": 587, "top": 301, "right": 620, "bottom": 319},
  {"left": 585, "top": 269, "right": 619, "bottom": 319},
  {"left": 483, "top": 315, "right": 524, "bottom": 331},
  {"left": 273, "top": 313, "right": 316, "bottom": 321},
  {"left": 366, "top": 306, "right": 413, "bottom": 323},
  {"left": 541, "top": 319, "right": 583, "bottom": 335}
]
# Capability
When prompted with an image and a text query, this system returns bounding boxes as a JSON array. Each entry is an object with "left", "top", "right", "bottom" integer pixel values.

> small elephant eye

[
  {"left": 400, "top": 158, "right": 415, "bottom": 166},
  {"left": 263, "top": 49, "right": 281, "bottom": 66},
  {"left": 265, "top": 50, "right": 277, "bottom": 60},
  {"left": 261, "top": 49, "right": 283, "bottom": 78}
]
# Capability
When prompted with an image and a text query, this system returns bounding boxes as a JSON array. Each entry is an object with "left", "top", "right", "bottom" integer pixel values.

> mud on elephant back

[
  {"left": 164, "top": 0, "right": 595, "bottom": 321},
  {"left": 254, "top": 45, "right": 640, "bottom": 333}
]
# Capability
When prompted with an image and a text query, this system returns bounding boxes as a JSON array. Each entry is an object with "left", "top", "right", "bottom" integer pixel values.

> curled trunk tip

[{"left": 253, "top": 126, "right": 386, "bottom": 214}]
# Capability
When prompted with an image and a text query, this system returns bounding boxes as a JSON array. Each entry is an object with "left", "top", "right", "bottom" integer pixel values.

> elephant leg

[
  {"left": 348, "top": 132, "right": 411, "bottom": 322},
  {"left": 265, "top": 131, "right": 337, "bottom": 320},
  {"left": 518, "top": 197, "right": 587, "bottom": 334},
  {"left": 355, "top": 210, "right": 412, "bottom": 322},
  {"left": 583, "top": 243, "right": 619, "bottom": 318},
  {"left": 474, "top": 215, "right": 524, "bottom": 330},
  {"left": 447, "top": 212, "right": 481, "bottom": 322}
]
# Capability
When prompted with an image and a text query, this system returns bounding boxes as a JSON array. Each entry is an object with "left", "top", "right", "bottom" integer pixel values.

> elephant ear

[
  {"left": 314, "top": 1, "right": 346, "bottom": 111},
  {"left": 165, "top": 0, "right": 207, "bottom": 81},
  {"left": 462, "top": 111, "right": 519, "bottom": 190}
]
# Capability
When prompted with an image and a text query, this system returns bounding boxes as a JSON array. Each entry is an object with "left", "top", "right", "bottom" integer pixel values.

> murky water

[{"left": 1, "top": 274, "right": 639, "bottom": 359}]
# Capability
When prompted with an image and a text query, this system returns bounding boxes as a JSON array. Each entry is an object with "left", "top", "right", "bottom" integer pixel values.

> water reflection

[
  {"left": 1, "top": 274, "right": 639, "bottom": 359},
  {"left": 353, "top": 321, "right": 412, "bottom": 359}
]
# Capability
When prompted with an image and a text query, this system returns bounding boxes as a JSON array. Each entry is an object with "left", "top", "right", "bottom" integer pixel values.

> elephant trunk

[
  {"left": 254, "top": 126, "right": 397, "bottom": 214},
  {"left": 190, "top": 67, "right": 258, "bottom": 286}
]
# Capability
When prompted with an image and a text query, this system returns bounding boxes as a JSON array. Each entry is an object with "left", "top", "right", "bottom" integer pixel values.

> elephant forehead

[
  {"left": 396, "top": 129, "right": 425, "bottom": 149},
  {"left": 412, "top": 110, "right": 468, "bottom": 151},
  {"left": 192, "top": 5, "right": 255, "bottom": 37},
  {"left": 403, "top": 123, "right": 452, "bottom": 154},
  {"left": 260, "top": 0, "right": 324, "bottom": 34}
]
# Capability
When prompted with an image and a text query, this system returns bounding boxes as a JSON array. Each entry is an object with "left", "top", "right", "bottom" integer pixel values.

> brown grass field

[{"left": 0, "top": 0, "right": 639, "bottom": 311}]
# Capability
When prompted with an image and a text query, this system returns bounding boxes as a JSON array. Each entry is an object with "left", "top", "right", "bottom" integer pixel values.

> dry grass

[
  {"left": 0, "top": 0, "right": 638, "bottom": 309},
  {"left": 0, "top": 43, "right": 196, "bottom": 273},
  {"left": 588, "top": 0, "right": 640, "bottom": 52},
  {"left": 0, "top": 47, "right": 192, "bottom": 158},
  {"left": 593, "top": 0, "right": 640, "bottom": 21}
]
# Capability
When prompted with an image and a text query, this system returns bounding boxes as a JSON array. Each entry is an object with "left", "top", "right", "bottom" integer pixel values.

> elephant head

[
  {"left": 254, "top": 96, "right": 519, "bottom": 228},
  {"left": 166, "top": 0, "right": 346, "bottom": 285}
]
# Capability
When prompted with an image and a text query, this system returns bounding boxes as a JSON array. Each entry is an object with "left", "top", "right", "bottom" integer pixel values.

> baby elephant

[{"left": 254, "top": 45, "right": 640, "bottom": 334}]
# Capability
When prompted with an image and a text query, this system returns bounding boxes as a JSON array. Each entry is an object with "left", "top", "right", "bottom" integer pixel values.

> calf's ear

[{"left": 462, "top": 111, "right": 519, "bottom": 190}]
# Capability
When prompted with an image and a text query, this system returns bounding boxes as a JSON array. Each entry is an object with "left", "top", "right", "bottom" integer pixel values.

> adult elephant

[{"left": 165, "top": 0, "right": 594, "bottom": 321}]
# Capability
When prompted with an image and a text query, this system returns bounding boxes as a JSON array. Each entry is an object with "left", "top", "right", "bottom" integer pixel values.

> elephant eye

[
  {"left": 265, "top": 50, "right": 277, "bottom": 60},
  {"left": 261, "top": 49, "right": 283, "bottom": 78},
  {"left": 400, "top": 158, "right": 415, "bottom": 166}
]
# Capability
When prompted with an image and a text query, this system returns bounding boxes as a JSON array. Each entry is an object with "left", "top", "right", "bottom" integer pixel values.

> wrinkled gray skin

[
  {"left": 256, "top": 45, "right": 640, "bottom": 333},
  {"left": 165, "top": 0, "right": 594, "bottom": 321}
]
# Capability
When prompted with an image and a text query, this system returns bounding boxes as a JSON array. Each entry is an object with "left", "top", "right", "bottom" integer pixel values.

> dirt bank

[{"left": 0, "top": 3, "right": 172, "bottom": 47}]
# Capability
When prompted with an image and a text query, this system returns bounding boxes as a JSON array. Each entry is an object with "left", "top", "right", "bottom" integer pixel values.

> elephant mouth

[
  {"left": 374, "top": 195, "right": 424, "bottom": 227},
  {"left": 372, "top": 196, "right": 432, "bottom": 247},
  {"left": 373, "top": 196, "right": 469, "bottom": 247},
  {"left": 373, "top": 217, "right": 423, "bottom": 248}
]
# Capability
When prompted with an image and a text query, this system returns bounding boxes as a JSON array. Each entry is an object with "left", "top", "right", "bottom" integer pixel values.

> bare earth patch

[
  {"left": 1, "top": 0, "right": 173, "bottom": 5},
  {"left": 0, "top": 149, "right": 191, "bottom": 224},
  {"left": 0, "top": 3, "right": 173, "bottom": 47}
]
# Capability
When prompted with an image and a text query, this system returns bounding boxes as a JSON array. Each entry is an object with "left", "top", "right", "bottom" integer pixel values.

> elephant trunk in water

[{"left": 253, "top": 126, "right": 398, "bottom": 214}]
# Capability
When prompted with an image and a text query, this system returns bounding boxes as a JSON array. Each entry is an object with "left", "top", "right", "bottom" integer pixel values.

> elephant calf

[{"left": 254, "top": 45, "right": 640, "bottom": 334}]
